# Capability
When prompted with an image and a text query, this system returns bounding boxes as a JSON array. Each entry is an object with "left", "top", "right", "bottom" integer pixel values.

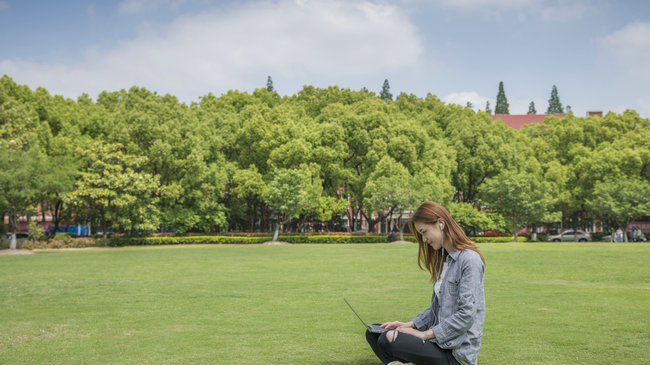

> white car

[{"left": 547, "top": 230, "right": 592, "bottom": 242}]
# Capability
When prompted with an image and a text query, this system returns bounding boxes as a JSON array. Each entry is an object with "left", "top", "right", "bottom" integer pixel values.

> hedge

[
  {"left": 107, "top": 234, "right": 408, "bottom": 246},
  {"left": 106, "top": 234, "right": 524, "bottom": 246},
  {"left": 7, "top": 233, "right": 526, "bottom": 250},
  {"left": 471, "top": 236, "right": 528, "bottom": 243},
  {"left": 107, "top": 235, "right": 270, "bottom": 246}
]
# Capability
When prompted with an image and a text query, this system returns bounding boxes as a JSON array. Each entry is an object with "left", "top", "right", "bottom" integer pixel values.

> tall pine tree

[
  {"left": 527, "top": 101, "right": 537, "bottom": 115},
  {"left": 546, "top": 85, "right": 564, "bottom": 113},
  {"left": 485, "top": 101, "right": 492, "bottom": 115},
  {"left": 266, "top": 76, "right": 274, "bottom": 92},
  {"left": 495, "top": 81, "right": 509, "bottom": 114},
  {"left": 380, "top": 79, "right": 392, "bottom": 102}
]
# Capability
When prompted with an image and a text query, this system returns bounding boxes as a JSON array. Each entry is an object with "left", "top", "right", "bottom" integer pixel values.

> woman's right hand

[{"left": 380, "top": 321, "right": 414, "bottom": 330}]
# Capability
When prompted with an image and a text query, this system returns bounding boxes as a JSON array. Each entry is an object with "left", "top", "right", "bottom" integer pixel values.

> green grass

[{"left": 1, "top": 242, "right": 649, "bottom": 364}]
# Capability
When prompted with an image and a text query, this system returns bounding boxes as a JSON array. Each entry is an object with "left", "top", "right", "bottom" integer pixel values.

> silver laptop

[{"left": 342, "top": 296, "right": 388, "bottom": 333}]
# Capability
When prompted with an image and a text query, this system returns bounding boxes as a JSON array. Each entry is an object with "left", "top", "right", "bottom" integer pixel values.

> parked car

[{"left": 547, "top": 230, "right": 592, "bottom": 242}]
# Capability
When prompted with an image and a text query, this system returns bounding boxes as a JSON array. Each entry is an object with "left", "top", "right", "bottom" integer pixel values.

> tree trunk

[
  {"left": 397, "top": 212, "right": 405, "bottom": 241},
  {"left": 9, "top": 213, "right": 17, "bottom": 249},
  {"left": 102, "top": 215, "right": 108, "bottom": 240},
  {"left": 52, "top": 200, "right": 63, "bottom": 237},
  {"left": 272, "top": 223, "right": 280, "bottom": 241},
  {"left": 513, "top": 215, "right": 518, "bottom": 242}
]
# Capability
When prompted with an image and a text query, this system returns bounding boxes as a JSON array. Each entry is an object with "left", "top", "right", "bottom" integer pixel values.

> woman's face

[{"left": 414, "top": 221, "right": 444, "bottom": 250}]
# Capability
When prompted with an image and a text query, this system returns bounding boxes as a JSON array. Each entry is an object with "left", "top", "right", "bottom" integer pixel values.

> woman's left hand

[{"left": 397, "top": 327, "right": 434, "bottom": 342}]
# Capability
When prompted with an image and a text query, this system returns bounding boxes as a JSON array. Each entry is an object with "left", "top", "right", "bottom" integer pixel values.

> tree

[
  {"left": 546, "top": 85, "right": 564, "bottom": 113},
  {"left": 380, "top": 79, "right": 392, "bottom": 102},
  {"left": 485, "top": 101, "right": 492, "bottom": 115},
  {"left": 527, "top": 101, "right": 537, "bottom": 115},
  {"left": 263, "top": 165, "right": 322, "bottom": 241},
  {"left": 447, "top": 111, "right": 518, "bottom": 203},
  {"left": 447, "top": 202, "right": 505, "bottom": 236},
  {"left": 495, "top": 81, "right": 509, "bottom": 114},
  {"left": 66, "top": 141, "right": 160, "bottom": 238},
  {"left": 231, "top": 165, "right": 267, "bottom": 231},
  {"left": 466, "top": 101, "right": 473, "bottom": 109},
  {"left": 0, "top": 141, "right": 46, "bottom": 249},
  {"left": 479, "top": 169, "right": 559, "bottom": 241},
  {"left": 591, "top": 177, "right": 650, "bottom": 241},
  {"left": 266, "top": 76, "right": 274, "bottom": 92}
]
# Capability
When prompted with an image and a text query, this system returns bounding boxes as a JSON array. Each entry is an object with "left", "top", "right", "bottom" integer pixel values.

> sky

[{"left": 1, "top": 0, "right": 649, "bottom": 117}]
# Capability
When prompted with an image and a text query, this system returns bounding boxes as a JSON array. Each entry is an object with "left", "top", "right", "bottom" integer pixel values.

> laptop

[{"left": 342, "top": 296, "right": 388, "bottom": 333}]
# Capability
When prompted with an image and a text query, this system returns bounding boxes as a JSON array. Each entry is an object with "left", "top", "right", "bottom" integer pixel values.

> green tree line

[{"left": 1, "top": 75, "right": 649, "bottom": 245}]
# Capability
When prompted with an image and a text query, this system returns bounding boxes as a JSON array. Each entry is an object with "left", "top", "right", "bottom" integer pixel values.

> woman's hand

[
  {"left": 380, "top": 321, "right": 414, "bottom": 330},
  {"left": 397, "top": 327, "right": 435, "bottom": 342}
]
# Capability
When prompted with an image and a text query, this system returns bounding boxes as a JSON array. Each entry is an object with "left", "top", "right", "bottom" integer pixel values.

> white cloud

[
  {"left": 0, "top": 0, "right": 423, "bottom": 102},
  {"left": 600, "top": 22, "right": 650, "bottom": 79},
  {"left": 442, "top": 91, "right": 492, "bottom": 111},
  {"left": 539, "top": 0, "right": 588, "bottom": 22}
]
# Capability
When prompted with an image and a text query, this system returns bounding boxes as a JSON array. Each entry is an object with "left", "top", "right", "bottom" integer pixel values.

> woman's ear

[{"left": 439, "top": 222, "right": 444, "bottom": 231}]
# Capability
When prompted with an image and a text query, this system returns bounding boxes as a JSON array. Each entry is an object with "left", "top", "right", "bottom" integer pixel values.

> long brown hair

[{"left": 408, "top": 201, "right": 485, "bottom": 282}]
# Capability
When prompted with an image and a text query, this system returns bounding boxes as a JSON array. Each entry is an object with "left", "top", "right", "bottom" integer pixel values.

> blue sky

[{"left": 1, "top": 0, "right": 649, "bottom": 117}]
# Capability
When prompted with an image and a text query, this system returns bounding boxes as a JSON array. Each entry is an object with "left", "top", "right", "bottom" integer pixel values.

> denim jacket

[{"left": 412, "top": 249, "right": 485, "bottom": 365}]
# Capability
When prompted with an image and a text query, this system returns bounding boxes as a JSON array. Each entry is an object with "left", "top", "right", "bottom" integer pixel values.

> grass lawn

[{"left": 1, "top": 242, "right": 649, "bottom": 364}]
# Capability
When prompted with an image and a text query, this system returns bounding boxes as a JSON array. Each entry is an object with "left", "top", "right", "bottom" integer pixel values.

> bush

[
  {"left": 18, "top": 237, "right": 100, "bottom": 249},
  {"left": 107, "top": 233, "right": 415, "bottom": 246},
  {"left": 472, "top": 236, "right": 528, "bottom": 243},
  {"left": 107, "top": 235, "right": 270, "bottom": 246}
]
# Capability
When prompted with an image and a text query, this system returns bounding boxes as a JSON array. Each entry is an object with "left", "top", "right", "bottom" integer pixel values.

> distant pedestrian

[
  {"left": 615, "top": 228, "right": 623, "bottom": 243},
  {"left": 634, "top": 227, "right": 645, "bottom": 242},
  {"left": 387, "top": 229, "right": 397, "bottom": 243}
]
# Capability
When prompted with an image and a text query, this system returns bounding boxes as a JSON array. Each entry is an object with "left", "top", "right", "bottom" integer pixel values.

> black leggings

[{"left": 366, "top": 329, "right": 460, "bottom": 365}]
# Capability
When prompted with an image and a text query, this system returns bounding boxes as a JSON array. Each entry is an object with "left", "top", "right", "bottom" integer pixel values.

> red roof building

[
  {"left": 491, "top": 111, "right": 603, "bottom": 130},
  {"left": 490, "top": 114, "right": 566, "bottom": 130}
]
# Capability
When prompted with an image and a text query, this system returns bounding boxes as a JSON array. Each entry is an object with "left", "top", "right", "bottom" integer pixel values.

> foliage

[
  {"left": 590, "top": 177, "right": 650, "bottom": 240},
  {"left": 0, "top": 75, "right": 648, "bottom": 238},
  {"left": 380, "top": 79, "right": 392, "bottom": 102},
  {"left": 527, "top": 101, "right": 536, "bottom": 115},
  {"left": 266, "top": 76, "right": 274, "bottom": 92},
  {"left": 479, "top": 169, "right": 559, "bottom": 241},
  {"left": 27, "top": 221, "right": 45, "bottom": 241},
  {"left": 65, "top": 141, "right": 160, "bottom": 237},
  {"left": 471, "top": 235, "right": 528, "bottom": 243},
  {"left": 495, "top": 81, "right": 509, "bottom": 114},
  {"left": 546, "top": 84, "right": 564, "bottom": 113},
  {"left": 447, "top": 202, "right": 505, "bottom": 235}
]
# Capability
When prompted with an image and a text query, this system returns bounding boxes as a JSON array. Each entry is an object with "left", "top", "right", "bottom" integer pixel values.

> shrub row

[
  {"left": 108, "top": 234, "right": 409, "bottom": 246},
  {"left": 18, "top": 237, "right": 101, "bottom": 249},
  {"left": 471, "top": 236, "right": 528, "bottom": 243},
  {"left": 5, "top": 233, "right": 526, "bottom": 250},
  {"left": 107, "top": 235, "right": 270, "bottom": 246}
]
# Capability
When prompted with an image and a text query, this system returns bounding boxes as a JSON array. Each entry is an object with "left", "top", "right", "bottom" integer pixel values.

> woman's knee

[{"left": 378, "top": 330, "right": 399, "bottom": 350}]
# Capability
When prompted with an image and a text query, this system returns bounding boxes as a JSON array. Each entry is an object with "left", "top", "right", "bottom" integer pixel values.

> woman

[{"left": 366, "top": 201, "right": 486, "bottom": 365}]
